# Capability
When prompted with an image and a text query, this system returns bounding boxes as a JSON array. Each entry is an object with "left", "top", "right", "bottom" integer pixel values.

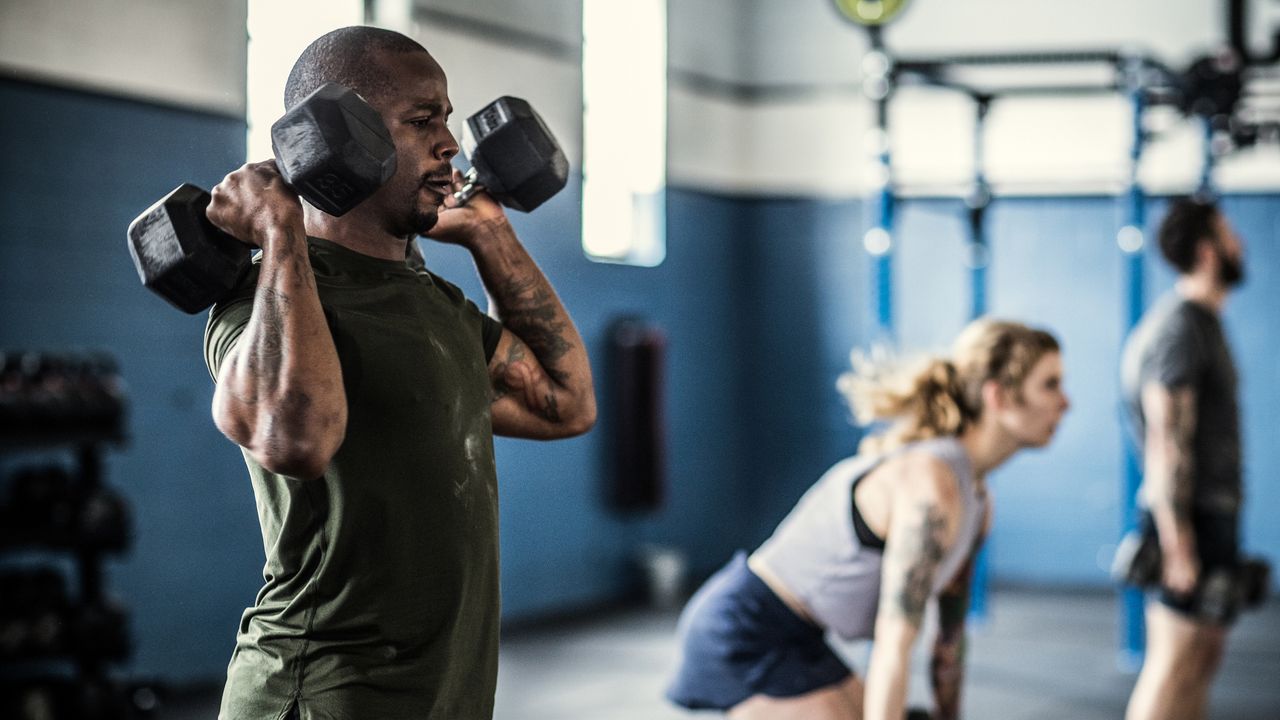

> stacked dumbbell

[
  {"left": 0, "top": 352, "right": 126, "bottom": 444},
  {"left": 128, "top": 87, "right": 568, "bottom": 314},
  {"left": 0, "top": 676, "right": 160, "bottom": 720},
  {"left": 0, "top": 568, "right": 130, "bottom": 664},
  {"left": 1, "top": 351, "right": 150, "bottom": 719},
  {"left": 1194, "top": 558, "right": 1271, "bottom": 623},
  {"left": 0, "top": 464, "right": 131, "bottom": 553}
]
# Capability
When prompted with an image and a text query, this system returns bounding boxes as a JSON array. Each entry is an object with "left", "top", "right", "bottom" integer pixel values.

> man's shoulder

[{"left": 1136, "top": 293, "right": 1203, "bottom": 343}]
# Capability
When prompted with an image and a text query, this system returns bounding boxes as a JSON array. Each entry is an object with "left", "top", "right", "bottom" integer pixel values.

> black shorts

[
  {"left": 664, "top": 552, "right": 852, "bottom": 710},
  {"left": 1141, "top": 509, "right": 1241, "bottom": 624}
]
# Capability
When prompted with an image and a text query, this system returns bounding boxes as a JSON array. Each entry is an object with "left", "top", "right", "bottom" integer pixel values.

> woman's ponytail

[{"left": 838, "top": 353, "right": 972, "bottom": 455}]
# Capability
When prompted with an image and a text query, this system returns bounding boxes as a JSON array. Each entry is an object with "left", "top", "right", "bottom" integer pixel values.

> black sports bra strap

[{"left": 850, "top": 474, "right": 887, "bottom": 551}]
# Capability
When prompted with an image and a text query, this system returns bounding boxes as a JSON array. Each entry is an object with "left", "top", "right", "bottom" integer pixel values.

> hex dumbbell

[
  {"left": 1195, "top": 556, "right": 1271, "bottom": 622},
  {"left": 453, "top": 96, "right": 568, "bottom": 212},
  {"left": 127, "top": 83, "right": 397, "bottom": 314}
]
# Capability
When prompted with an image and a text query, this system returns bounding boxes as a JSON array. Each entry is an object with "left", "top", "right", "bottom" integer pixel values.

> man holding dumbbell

[
  {"left": 1120, "top": 197, "right": 1247, "bottom": 720},
  {"left": 201, "top": 26, "right": 595, "bottom": 720}
]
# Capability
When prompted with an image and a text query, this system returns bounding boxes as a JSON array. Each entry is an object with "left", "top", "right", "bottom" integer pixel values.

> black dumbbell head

[
  {"left": 0, "top": 569, "right": 68, "bottom": 611},
  {"left": 1239, "top": 557, "right": 1271, "bottom": 608},
  {"left": 80, "top": 488, "right": 132, "bottom": 554},
  {"left": 272, "top": 83, "right": 397, "bottom": 217},
  {"left": 465, "top": 96, "right": 569, "bottom": 213},
  {"left": 127, "top": 184, "right": 252, "bottom": 314}
]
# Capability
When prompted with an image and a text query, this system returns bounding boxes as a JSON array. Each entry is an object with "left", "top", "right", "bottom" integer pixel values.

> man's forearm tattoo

[
  {"left": 263, "top": 388, "right": 315, "bottom": 456},
  {"left": 495, "top": 275, "right": 572, "bottom": 385},
  {"left": 540, "top": 390, "right": 561, "bottom": 423},
  {"left": 232, "top": 233, "right": 310, "bottom": 409},
  {"left": 490, "top": 338, "right": 561, "bottom": 422},
  {"left": 1166, "top": 392, "right": 1197, "bottom": 520},
  {"left": 490, "top": 340, "right": 527, "bottom": 401}
]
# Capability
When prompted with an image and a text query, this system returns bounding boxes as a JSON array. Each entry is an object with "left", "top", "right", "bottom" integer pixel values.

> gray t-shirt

[{"left": 1121, "top": 292, "right": 1241, "bottom": 514}]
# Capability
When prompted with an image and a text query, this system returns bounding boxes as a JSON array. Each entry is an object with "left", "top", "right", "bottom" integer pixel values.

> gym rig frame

[{"left": 836, "top": 0, "right": 1280, "bottom": 669}]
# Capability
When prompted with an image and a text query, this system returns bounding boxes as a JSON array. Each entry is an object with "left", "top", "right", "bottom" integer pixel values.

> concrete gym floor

[{"left": 163, "top": 587, "right": 1280, "bottom": 719}]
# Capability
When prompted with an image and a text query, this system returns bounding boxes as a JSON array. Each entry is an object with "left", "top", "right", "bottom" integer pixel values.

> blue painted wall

[
  {"left": 0, "top": 79, "right": 755, "bottom": 680},
  {"left": 3, "top": 79, "right": 1278, "bottom": 683},
  {"left": 729, "top": 198, "right": 869, "bottom": 544}
]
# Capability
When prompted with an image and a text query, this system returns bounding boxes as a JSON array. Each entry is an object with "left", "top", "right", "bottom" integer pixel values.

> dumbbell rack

[{"left": 0, "top": 352, "right": 156, "bottom": 719}]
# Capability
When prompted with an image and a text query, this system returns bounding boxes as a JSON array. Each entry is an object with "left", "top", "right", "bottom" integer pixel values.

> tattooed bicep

[
  {"left": 1167, "top": 388, "right": 1197, "bottom": 445},
  {"left": 881, "top": 501, "right": 952, "bottom": 627},
  {"left": 1141, "top": 383, "right": 1197, "bottom": 441},
  {"left": 489, "top": 331, "right": 527, "bottom": 398}
]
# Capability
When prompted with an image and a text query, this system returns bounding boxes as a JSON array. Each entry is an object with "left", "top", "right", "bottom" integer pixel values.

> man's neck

[
  {"left": 1175, "top": 274, "right": 1227, "bottom": 313},
  {"left": 304, "top": 206, "right": 409, "bottom": 261}
]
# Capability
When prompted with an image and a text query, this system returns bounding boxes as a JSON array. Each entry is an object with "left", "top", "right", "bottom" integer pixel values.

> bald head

[{"left": 284, "top": 26, "right": 430, "bottom": 110}]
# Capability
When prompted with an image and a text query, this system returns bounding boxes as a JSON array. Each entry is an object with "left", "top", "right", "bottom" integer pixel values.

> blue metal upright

[
  {"left": 969, "top": 99, "right": 991, "bottom": 321},
  {"left": 863, "top": 33, "right": 897, "bottom": 342},
  {"left": 967, "top": 97, "right": 993, "bottom": 624},
  {"left": 872, "top": 191, "right": 896, "bottom": 338},
  {"left": 1118, "top": 60, "right": 1148, "bottom": 672}
]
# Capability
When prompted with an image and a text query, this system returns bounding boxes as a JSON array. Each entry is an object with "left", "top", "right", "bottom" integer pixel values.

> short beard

[
  {"left": 409, "top": 208, "right": 439, "bottom": 236},
  {"left": 406, "top": 178, "right": 442, "bottom": 236},
  {"left": 1216, "top": 246, "right": 1245, "bottom": 286},
  {"left": 385, "top": 211, "right": 436, "bottom": 239},
  {"left": 386, "top": 186, "right": 440, "bottom": 238}
]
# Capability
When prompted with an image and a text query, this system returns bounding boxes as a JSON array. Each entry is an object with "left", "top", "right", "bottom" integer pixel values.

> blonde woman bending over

[{"left": 665, "top": 319, "right": 1070, "bottom": 720}]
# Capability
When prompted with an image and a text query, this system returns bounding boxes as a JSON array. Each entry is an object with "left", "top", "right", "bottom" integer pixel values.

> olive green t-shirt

[{"left": 204, "top": 238, "right": 503, "bottom": 720}]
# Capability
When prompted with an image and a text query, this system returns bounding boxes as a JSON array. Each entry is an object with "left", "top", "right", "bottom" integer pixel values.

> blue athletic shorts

[{"left": 665, "top": 552, "right": 853, "bottom": 710}]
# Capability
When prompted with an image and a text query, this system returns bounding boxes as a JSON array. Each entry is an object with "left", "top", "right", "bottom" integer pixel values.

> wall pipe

[
  {"left": 864, "top": 28, "right": 897, "bottom": 341},
  {"left": 1118, "top": 56, "right": 1149, "bottom": 672},
  {"left": 967, "top": 96, "right": 993, "bottom": 623}
]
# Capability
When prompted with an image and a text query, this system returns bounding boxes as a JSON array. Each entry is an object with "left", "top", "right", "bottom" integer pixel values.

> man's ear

[{"left": 1194, "top": 237, "right": 1218, "bottom": 273}]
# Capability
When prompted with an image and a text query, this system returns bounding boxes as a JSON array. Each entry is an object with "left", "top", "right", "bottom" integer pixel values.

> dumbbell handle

[{"left": 452, "top": 167, "right": 485, "bottom": 206}]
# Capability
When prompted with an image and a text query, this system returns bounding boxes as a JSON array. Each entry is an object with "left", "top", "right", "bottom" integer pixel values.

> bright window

[
  {"left": 246, "top": 0, "right": 364, "bottom": 162},
  {"left": 581, "top": 0, "right": 667, "bottom": 266}
]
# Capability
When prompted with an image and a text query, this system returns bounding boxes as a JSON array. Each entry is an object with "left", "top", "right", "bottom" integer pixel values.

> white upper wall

[
  {"left": 721, "top": 0, "right": 1280, "bottom": 195},
  {"left": 745, "top": 0, "right": 1225, "bottom": 85},
  {"left": 3, "top": 0, "right": 1277, "bottom": 194},
  {"left": 412, "top": 0, "right": 1280, "bottom": 196},
  {"left": 0, "top": 0, "right": 247, "bottom": 116}
]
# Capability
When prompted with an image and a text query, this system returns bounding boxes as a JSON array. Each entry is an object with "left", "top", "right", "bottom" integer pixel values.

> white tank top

[{"left": 752, "top": 437, "right": 984, "bottom": 640}]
